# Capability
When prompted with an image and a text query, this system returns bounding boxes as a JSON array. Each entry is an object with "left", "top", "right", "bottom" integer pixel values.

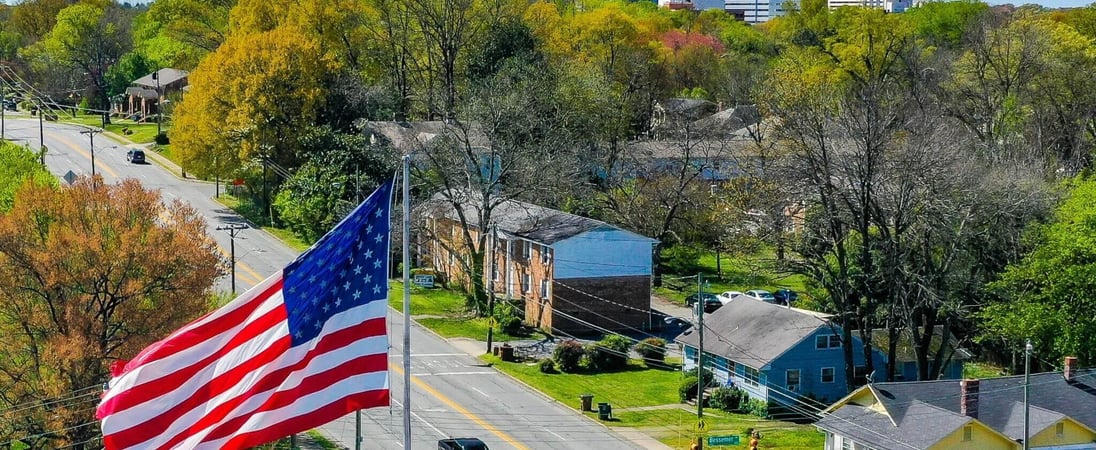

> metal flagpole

[{"left": 401, "top": 155, "right": 413, "bottom": 448}]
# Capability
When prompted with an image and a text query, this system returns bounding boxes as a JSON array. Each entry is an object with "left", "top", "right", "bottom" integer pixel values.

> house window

[
  {"left": 854, "top": 366, "right": 869, "bottom": 386},
  {"left": 821, "top": 367, "right": 835, "bottom": 383},
  {"left": 742, "top": 365, "right": 760, "bottom": 387},
  {"left": 521, "top": 274, "right": 531, "bottom": 293},
  {"left": 786, "top": 369, "right": 800, "bottom": 392},
  {"left": 540, "top": 279, "right": 549, "bottom": 298},
  {"left": 492, "top": 261, "right": 499, "bottom": 281},
  {"left": 816, "top": 334, "right": 841, "bottom": 349},
  {"left": 1056, "top": 422, "right": 1064, "bottom": 437},
  {"left": 962, "top": 425, "right": 972, "bottom": 441},
  {"left": 840, "top": 438, "right": 852, "bottom": 450},
  {"left": 541, "top": 247, "right": 551, "bottom": 264},
  {"left": 522, "top": 241, "right": 532, "bottom": 259}
]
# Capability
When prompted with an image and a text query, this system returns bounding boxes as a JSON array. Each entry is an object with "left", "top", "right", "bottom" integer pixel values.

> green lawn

[
  {"left": 964, "top": 361, "right": 1009, "bottom": 378},
  {"left": 658, "top": 248, "right": 813, "bottom": 307},
  {"left": 483, "top": 355, "right": 824, "bottom": 449},
  {"left": 213, "top": 194, "right": 312, "bottom": 252},
  {"left": 58, "top": 113, "right": 164, "bottom": 144}
]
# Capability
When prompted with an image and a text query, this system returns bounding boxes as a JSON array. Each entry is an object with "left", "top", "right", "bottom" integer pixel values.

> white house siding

[{"left": 553, "top": 228, "right": 653, "bottom": 279}]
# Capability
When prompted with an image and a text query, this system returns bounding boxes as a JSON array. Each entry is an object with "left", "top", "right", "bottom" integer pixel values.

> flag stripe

[
  {"left": 98, "top": 286, "right": 287, "bottom": 416},
  {"left": 100, "top": 276, "right": 284, "bottom": 407},
  {"left": 111, "top": 317, "right": 386, "bottom": 449},
  {"left": 189, "top": 356, "right": 389, "bottom": 448},
  {"left": 128, "top": 277, "right": 282, "bottom": 368},
  {"left": 200, "top": 386, "right": 390, "bottom": 450}
]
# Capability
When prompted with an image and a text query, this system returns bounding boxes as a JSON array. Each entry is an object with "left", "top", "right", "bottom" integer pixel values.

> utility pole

[
  {"left": 486, "top": 223, "right": 498, "bottom": 354},
  {"left": 1023, "top": 339, "right": 1032, "bottom": 450},
  {"left": 153, "top": 70, "right": 161, "bottom": 137},
  {"left": 216, "top": 224, "right": 247, "bottom": 294},
  {"left": 79, "top": 128, "right": 103, "bottom": 178},
  {"left": 2, "top": 86, "right": 6, "bottom": 140},
  {"left": 696, "top": 273, "right": 705, "bottom": 450}
]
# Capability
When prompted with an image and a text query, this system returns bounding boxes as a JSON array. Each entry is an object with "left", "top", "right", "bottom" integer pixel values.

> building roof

[
  {"left": 132, "top": 68, "right": 188, "bottom": 89},
  {"left": 819, "top": 368, "right": 1096, "bottom": 446},
  {"left": 359, "top": 120, "right": 491, "bottom": 154},
  {"left": 691, "top": 105, "right": 761, "bottom": 134},
  {"left": 428, "top": 192, "right": 656, "bottom": 246},
  {"left": 674, "top": 296, "right": 832, "bottom": 369},
  {"left": 867, "top": 325, "right": 974, "bottom": 364},
  {"left": 124, "top": 86, "right": 158, "bottom": 100},
  {"left": 817, "top": 401, "right": 971, "bottom": 450}
]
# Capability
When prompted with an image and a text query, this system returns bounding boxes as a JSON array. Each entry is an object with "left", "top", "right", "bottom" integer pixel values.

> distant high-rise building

[{"left": 725, "top": 0, "right": 787, "bottom": 23}]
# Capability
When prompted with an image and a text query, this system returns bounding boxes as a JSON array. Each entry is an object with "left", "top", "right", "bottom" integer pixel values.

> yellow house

[{"left": 816, "top": 357, "right": 1096, "bottom": 450}]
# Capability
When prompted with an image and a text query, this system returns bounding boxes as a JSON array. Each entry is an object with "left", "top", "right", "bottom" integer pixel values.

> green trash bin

[{"left": 597, "top": 402, "right": 612, "bottom": 420}]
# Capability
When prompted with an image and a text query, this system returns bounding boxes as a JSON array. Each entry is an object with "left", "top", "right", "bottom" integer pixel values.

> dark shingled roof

[
  {"left": 428, "top": 193, "right": 655, "bottom": 245},
  {"left": 359, "top": 121, "right": 490, "bottom": 154},
  {"left": 674, "top": 297, "right": 832, "bottom": 368},
  {"left": 822, "top": 369, "right": 1096, "bottom": 447},
  {"left": 817, "top": 401, "right": 970, "bottom": 450}
]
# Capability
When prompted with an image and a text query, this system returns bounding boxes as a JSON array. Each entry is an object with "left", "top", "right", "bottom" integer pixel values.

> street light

[
  {"left": 152, "top": 70, "right": 161, "bottom": 136},
  {"left": 216, "top": 223, "right": 248, "bottom": 294}
]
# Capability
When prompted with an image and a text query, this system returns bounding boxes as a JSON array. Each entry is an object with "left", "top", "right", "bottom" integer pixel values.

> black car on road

[
  {"left": 126, "top": 149, "right": 146, "bottom": 164},
  {"left": 438, "top": 438, "right": 488, "bottom": 450}
]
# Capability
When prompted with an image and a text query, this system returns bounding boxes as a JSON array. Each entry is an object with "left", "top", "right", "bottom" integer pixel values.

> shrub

[
  {"left": 742, "top": 397, "right": 769, "bottom": 418},
  {"left": 679, "top": 376, "right": 700, "bottom": 402},
  {"left": 660, "top": 245, "right": 703, "bottom": 274},
  {"left": 538, "top": 358, "right": 557, "bottom": 374},
  {"left": 634, "top": 337, "right": 666, "bottom": 363},
  {"left": 709, "top": 387, "right": 746, "bottom": 412},
  {"left": 154, "top": 132, "right": 170, "bottom": 145},
  {"left": 683, "top": 367, "right": 715, "bottom": 387},
  {"left": 500, "top": 316, "right": 522, "bottom": 335},
  {"left": 586, "top": 334, "right": 632, "bottom": 371},
  {"left": 553, "top": 340, "right": 585, "bottom": 373}
]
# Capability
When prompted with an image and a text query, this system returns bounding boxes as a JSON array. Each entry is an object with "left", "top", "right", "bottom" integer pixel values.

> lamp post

[
  {"left": 79, "top": 128, "right": 103, "bottom": 178},
  {"left": 1023, "top": 339, "right": 1032, "bottom": 450},
  {"left": 216, "top": 224, "right": 248, "bottom": 294}
]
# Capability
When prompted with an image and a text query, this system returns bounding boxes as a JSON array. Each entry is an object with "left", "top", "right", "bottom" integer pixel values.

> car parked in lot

[
  {"left": 745, "top": 289, "right": 777, "bottom": 304},
  {"left": 774, "top": 288, "right": 799, "bottom": 305},
  {"left": 717, "top": 291, "right": 744, "bottom": 304},
  {"left": 126, "top": 149, "right": 145, "bottom": 164},
  {"left": 438, "top": 438, "right": 489, "bottom": 450},
  {"left": 685, "top": 292, "right": 723, "bottom": 313}
]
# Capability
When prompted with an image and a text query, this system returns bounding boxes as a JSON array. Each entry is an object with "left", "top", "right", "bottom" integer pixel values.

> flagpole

[{"left": 401, "top": 155, "right": 413, "bottom": 448}]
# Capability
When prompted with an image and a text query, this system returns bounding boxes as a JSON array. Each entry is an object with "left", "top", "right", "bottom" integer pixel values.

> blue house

[{"left": 675, "top": 297, "right": 887, "bottom": 407}]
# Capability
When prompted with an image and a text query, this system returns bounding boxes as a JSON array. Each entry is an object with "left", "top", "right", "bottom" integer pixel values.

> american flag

[{"left": 97, "top": 179, "right": 394, "bottom": 450}]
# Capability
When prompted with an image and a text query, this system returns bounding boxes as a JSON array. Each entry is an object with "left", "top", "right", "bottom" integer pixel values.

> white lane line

[
  {"left": 391, "top": 353, "right": 466, "bottom": 358},
  {"left": 413, "top": 371, "right": 498, "bottom": 376},
  {"left": 392, "top": 398, "right": 448, "bottom": 438},
  {"left": 470, "top": 387, "right": 489, "bottom": 397},
  {"left": 544, "top": 428, "right": 567, "bottom": 441}
]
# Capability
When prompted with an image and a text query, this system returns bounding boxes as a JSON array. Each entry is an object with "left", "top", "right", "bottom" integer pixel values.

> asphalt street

[{"left": 16, "top": 116, "right": 670, "bottom": 450}]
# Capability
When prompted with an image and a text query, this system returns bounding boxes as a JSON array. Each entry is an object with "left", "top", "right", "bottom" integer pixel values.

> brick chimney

[
  {"left": 960, "top": 379, "right": 979, "bottom": 419},
  {"left": 1065, "top": 356, "right": 1078, "bottom": 382}
]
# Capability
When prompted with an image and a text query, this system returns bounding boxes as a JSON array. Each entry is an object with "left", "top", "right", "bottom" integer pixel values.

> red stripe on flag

[
  {"left": 197, "top": 353, "right": 389, "bottom": 447},
  {"left": 223, "top": 390, "right": 390, "bottom": 450},
  {"left": 121, "top": 279, "right": 283, "bottom": 369},
  {"left": 104, "top": 317, "right": 387, "bottom": 449},
  {"left": 98, "top": 293, "right": 288, "bottom": 417}
]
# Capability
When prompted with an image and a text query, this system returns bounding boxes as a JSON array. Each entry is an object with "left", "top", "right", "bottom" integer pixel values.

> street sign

[
  {"left": 63, "top": 170, "right": 76, "bottom": 185},
  {"left": 694, "top": 420, "right": 707, "bottom": 433},
  {"left": 707, "top": 435, "right": 740, "bottom": 446}
]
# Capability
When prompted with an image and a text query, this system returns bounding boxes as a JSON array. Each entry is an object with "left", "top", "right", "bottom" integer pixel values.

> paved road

[{"left": 17, "top": 117, "right": 668, "bottom": 450}]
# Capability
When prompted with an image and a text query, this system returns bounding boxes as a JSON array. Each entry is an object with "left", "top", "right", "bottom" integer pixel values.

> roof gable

[
  {"left": 675, "top": 297, "right": 831, "bottom": 368},
  {"left": 132, "top": 68, "right": 188, "bottom": 88}
]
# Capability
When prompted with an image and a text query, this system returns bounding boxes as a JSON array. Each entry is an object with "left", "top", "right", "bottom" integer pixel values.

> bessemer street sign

[{"left": 707, "top": 435, "right": 741, "bottom": 446}]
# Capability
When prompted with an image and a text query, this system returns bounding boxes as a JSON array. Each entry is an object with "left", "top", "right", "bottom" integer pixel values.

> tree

[
  {"left": 982, "top": 179, "right": 1096, "bottom": 368},
  {"left": 172, "top": 26, "right": 333, "bottom": 180},
  {"left": 0, "top": 177, "right": 222, "bottom": 449},
  {"left": 0, "top": 142, "right": 54, "bottom": 212},
  {"left": 146, "top": 0, "right": 233, "bottom": 55},
  {"left": 8, "top": 0, "right": 69, "bottom": 45},
  {"left": 27, "top": 1, "right": 134, "bottom": 109}
]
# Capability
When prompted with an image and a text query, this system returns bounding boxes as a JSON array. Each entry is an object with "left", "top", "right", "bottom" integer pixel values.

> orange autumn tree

[{"left": 0, "top": 177, "right": 223, "bottom": 449}]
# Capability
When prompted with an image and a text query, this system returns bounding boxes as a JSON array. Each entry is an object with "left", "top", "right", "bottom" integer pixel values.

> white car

[
  {"left": 745, "top": 289, "right": 777, "bottom": 303},
  {"left": 718, "top": 291, "right": 744, "bottom": 304}
]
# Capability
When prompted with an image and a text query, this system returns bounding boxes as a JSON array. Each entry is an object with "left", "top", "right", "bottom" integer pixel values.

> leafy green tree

[
  {"left": 0, "top": 143, "right": 54, "bottom": 212},
  {"left": 26, "top": 1, "right": 134, "bottom": 109},
  {"left": 982, "top": 179, "right": 1096, "bottom": 367},
  {"left": 103, "top": 51, "right": 153, "bottom": 98},
  {"left": 903, "top": 0, "right": 988, "bottom": 49}
]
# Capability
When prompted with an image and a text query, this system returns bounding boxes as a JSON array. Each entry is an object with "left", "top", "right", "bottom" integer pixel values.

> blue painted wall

[{"left": 553, "top": 228, "right": 654, "bottom": 279}]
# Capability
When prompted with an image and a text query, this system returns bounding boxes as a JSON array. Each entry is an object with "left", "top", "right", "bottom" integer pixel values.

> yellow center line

[
  {"left": 390, "top": 363, "right": 531, "bottom": 450},
  {"left": 52, "top": 132, "right": 120, "bottom": 179},
  {"left": 213, "top": 246, "right": 263, "bottom": 285}
]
